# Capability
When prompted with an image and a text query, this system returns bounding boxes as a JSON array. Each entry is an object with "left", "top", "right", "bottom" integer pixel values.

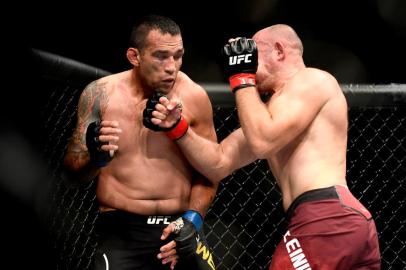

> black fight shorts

[{"left": 92, "top": 210, "right": 216, "bottom": 270}]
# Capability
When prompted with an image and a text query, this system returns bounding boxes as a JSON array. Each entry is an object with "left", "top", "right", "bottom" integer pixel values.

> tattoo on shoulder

[
  {"left": 73, "top": 81, "right": 110, "bottom": 146},
  {"left": 78, "top": 81, "right": 109, "bottom": 118}
]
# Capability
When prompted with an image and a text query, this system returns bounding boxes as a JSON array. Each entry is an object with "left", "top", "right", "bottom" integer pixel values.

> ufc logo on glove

[
  {"left": 229, "top": 54, "right": 252, "bottom": 65},
  {"left": 222, "top": 37, "right": 258, "bottom": 92}
]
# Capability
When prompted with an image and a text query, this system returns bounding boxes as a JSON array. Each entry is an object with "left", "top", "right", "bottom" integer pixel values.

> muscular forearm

[
  {"left": 235, "top": 88, "right": 275, "bottom": 157},
  {"left": 188, "top": 175, "right": 218, "bottom": 217},
  {"left": 177, "top": 129, "right": 231, "bottom": 183},
  {"left": 222, "top": 37, "right": 275, "bottom": 158},
  {"left": 177, "top": 126, "right": 256, "bottom": 183}
]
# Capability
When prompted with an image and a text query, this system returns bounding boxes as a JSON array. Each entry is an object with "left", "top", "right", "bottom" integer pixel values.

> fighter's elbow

[
  {"left": 62, "top": 152, "right": 95, "bottom": 181},
  {"left": 209, "top": 156, "right": 234, "bottom": 183},
  {"left": 63, "top": 154, "right": 74, "bottom": 171},
  {"left": 248, "top": 139, "right": 275, "bottom": 159},
  {"left": 63, "top": 154, "right": 82, "bottom": 172}
]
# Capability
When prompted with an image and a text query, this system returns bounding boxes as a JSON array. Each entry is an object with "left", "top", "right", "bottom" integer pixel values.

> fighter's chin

[{"left": 157, "top": 81, "right": 175, "bottom": 93}]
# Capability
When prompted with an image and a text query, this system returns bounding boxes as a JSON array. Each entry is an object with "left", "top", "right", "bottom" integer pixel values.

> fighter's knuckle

[{"left": 172, "top": 218, "right": 184, "bottom": 234}]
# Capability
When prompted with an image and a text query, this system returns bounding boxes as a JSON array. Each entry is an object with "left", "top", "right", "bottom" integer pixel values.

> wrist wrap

[{"left": 165, "top": 116, "right": 189, "bottom": 140}]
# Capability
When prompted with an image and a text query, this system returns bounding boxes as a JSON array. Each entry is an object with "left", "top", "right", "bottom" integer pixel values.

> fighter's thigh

[
  {"left": 93, "top": 249, "right": 164, "bottom": 270},
  {"left": 270, "top": 225, "right": 368, "bottom": 270},
  {"left": 268, "top": 239, "right": 296, "bottom": 270}
]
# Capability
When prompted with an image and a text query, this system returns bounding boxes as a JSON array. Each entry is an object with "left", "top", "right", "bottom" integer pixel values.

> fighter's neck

[{"left": 273, "top": 65, "right": 305, "bottom": 93}]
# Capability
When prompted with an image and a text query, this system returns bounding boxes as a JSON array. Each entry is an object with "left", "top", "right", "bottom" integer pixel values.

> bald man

[{"left": 147, "top": 24, "right": 381, "bottom": 270}]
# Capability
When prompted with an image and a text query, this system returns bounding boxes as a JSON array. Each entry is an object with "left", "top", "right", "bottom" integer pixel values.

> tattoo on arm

[{"left": 71, "top": 81, "right": 109, "bottom": 151}]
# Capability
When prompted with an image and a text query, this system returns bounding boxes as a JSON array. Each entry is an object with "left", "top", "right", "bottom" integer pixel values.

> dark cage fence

[{"left": 33, "top": 49, "right": 405, "bottom": 270}]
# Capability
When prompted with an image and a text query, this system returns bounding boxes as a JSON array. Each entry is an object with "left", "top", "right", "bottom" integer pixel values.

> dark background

[
  {"left": 23, "top": 0, "right": 406, "bottom": 84},
  {"left": 1, "top": 0, "right": 405, "bottom": 268}
]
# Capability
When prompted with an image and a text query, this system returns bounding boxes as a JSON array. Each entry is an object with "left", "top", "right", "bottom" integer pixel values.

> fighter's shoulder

[
  {"left": 82, "top": 71, "right": 125, "bottom": 94},
  {"left": 177, "top": 72, "right": 209, "bottom": 98},
  {"left": 295, "top": 67, "right": 334, "bottom": 82},
  {"left": 294, "top": 68, "right": 339, "bottom": 92}
]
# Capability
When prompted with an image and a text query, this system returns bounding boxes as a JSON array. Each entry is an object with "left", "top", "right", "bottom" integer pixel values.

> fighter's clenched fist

[
  {"left": 86, "top": 120, "right": 121, "bottom": 167},
  {"left": 221, "top": 37, "right": 258, "bottom": 92}
]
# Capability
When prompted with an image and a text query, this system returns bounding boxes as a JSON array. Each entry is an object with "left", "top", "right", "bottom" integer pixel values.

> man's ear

[
  {"left": 127, "top": 47, "right": 140, "bottom": 66},
  {"left": 275, "top": 42, "right": 285, "bottom": 60}
]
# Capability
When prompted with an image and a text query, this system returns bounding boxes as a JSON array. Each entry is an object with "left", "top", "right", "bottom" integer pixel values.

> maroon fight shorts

[{"left": 269, "top": 185, "right": 381, "bottom": 270}]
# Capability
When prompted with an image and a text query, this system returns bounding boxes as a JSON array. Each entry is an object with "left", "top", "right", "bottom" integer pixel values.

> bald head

[{"left": 253, "top": 24, "right": 303, "bottom": 55}]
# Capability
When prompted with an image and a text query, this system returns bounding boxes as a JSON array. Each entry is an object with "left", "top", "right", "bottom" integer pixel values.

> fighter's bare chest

[{"left": 105, "top": 92, "right": 144, "bottom": 120}]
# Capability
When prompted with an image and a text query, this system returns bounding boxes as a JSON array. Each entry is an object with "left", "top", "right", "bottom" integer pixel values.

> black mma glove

[
  {"left": 143, "top": 91, "right": 169, "bottom": 131},
  {"left": 221, "top": 37, "right": 258, "bottom": 93},
  {"left": 142, "top": 91, "right": 189, "bottom": 140},
  {"left": 173, "top": 210, "right": 203, "bottom": 257},
  {"left": 86, "top": 121, "right": 113, "bottom": 167}
]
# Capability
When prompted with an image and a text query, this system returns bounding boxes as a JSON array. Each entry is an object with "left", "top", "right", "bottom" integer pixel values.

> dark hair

[{"left": 130, "top": 15, "right": 181, "bottom": 51}]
